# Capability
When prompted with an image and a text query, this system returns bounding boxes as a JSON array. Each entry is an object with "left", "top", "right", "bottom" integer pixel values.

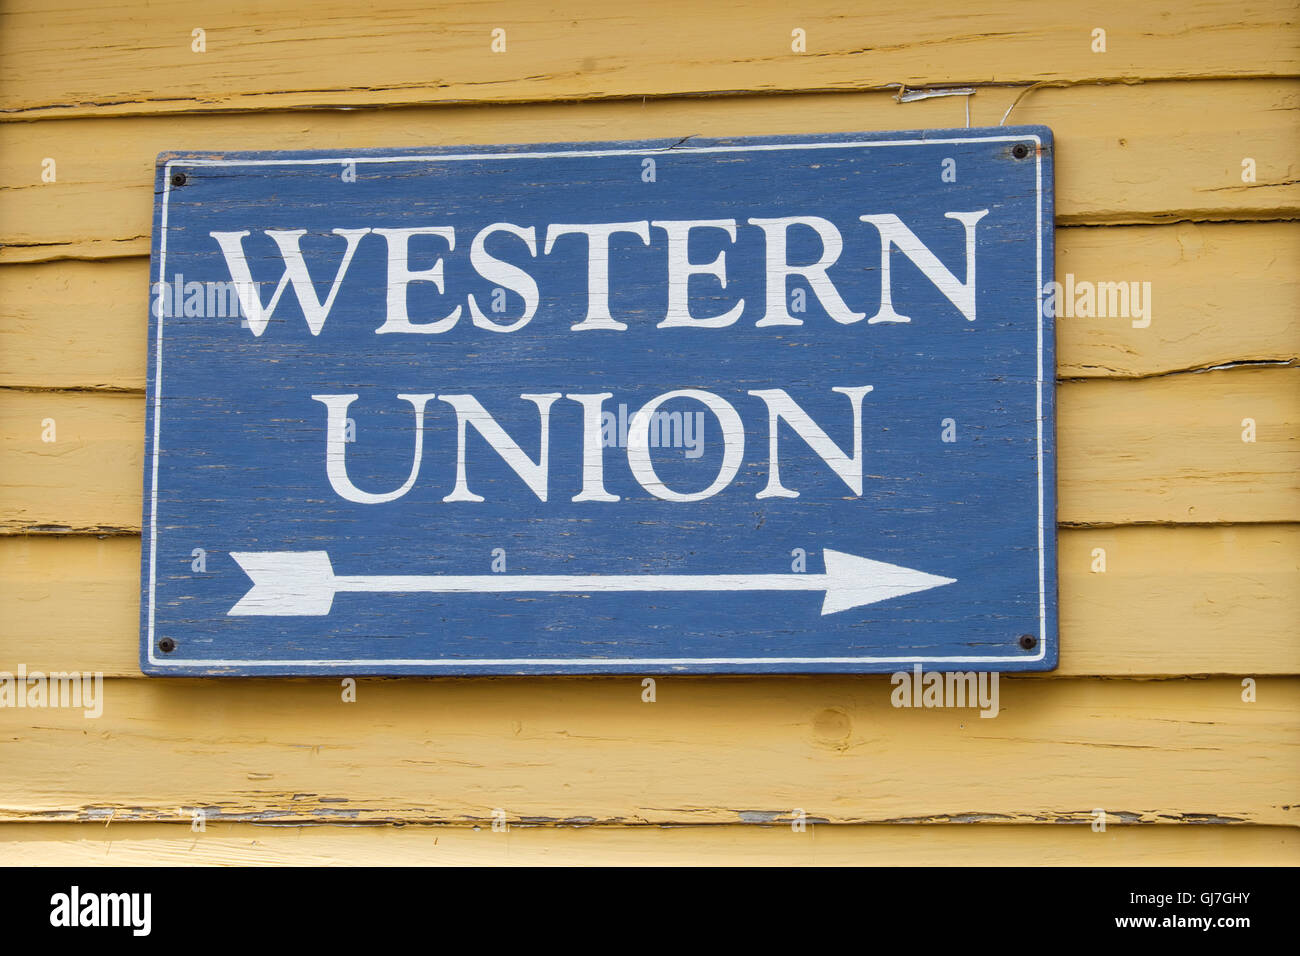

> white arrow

[{"left": 227, "top": 549, "right": 955, "bottom": 617}]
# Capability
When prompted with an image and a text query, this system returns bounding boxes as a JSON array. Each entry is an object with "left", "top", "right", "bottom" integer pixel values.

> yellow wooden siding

[
  {"left": 0, "top": 677, "right": 1295, "bottom": 825},
  {"left": 4, "top": 81, "right": 1299, "bottom": 263},
  {"left": 1, "top": 823, "right": 1295, "bottom": 867},
  {"left": 2, "top": 1, "right": 1296, "bottom": 119},
  {"left": 1, "top": 0, "right": 1297, "bottom": 865}
]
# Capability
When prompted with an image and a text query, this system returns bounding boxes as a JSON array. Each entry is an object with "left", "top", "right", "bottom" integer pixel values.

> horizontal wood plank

[
  {"left": 0, "top": 676, "right": 1293, "bottom": 824},
  {"left": 1056, "top": 366, "right": 1299, "bottom": 524},
  {"left": 3, "top": 221, "right": 1296, "bottom": 390},
  {"left": 1055, "top": 222, "right": 1300, "bottom": 378},
  {"left": 0, "top": 259, "right": 146, "bottom": 390},
  {"left": 2, "top": 80, "right": 1298, "bottom": 262},
  {"left": 1, "top": 820, "right": 1296, "bottom": 866},
  {"left": 2, "top": 1, "right": 1297, "bottom": 120},
  {"left": 0, "top": 390, "right": 143, "bottom": 533},
  {"left": 4, "top": 526, "right": 1297, "bottom": 678},
  {"left": 2, "top": 367, "right": 1295, "bottom": 534}
]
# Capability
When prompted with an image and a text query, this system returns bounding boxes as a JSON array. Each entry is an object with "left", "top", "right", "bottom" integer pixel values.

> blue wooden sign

[{"left": 141, "top": 127, "right": 1056, "bottom": 675}]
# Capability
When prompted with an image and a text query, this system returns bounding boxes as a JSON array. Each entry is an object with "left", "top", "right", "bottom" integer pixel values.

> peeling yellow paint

[{"left": 0, "top": 0, "right": 1296, "bottom": 864}]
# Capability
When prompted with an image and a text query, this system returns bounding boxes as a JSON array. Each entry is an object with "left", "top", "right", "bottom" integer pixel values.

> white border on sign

[{"left": 147, "top": 135, "right": 1048, "bottom": 669}]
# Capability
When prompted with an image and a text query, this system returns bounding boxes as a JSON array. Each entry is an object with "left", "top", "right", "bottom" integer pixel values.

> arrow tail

[{"left": 228, "top": 551, "right": 337, "bottom": 616}]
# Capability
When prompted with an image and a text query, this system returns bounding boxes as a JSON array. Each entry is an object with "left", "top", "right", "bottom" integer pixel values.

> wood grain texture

[
  {"left": 3, "top": 80, "right": 1299, "bottom": 262},
  {"left": 5, "top": 527, "right": 1297, "bottom": 678},
  {"left": 1057, "top": 366, "right": 1299, "bottom": 524},
  {"left": 2, "top": 821, "right": 1296, "bottom": 866},
  {"left": 0, "top": 390, "right": 142, "bottom": 534},
  {"left": 1054, "top": 222, "right": 1300, "bottom": 378},
  {"left": 3, "top": 222, "right": 1295, "bottom": 390},
  {"left": 0, "top": 259, "right": 146, "bottom": 391},
  {"left": 2, "top": 1, "right": 1297, "bottom": 120},
  {"left": 0, "top": 677, "right": 1293, "bottom": 825},
  {"left": 0, "top": 1, "right": 1295, "bottom": 860},
  {"left": 2, "top": 367, "right": 1294, "bottom": 534}
]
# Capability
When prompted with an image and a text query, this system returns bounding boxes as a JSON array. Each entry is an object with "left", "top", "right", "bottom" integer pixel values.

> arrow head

[
  {"left": 820, "top": 549, "right": 956, "bottom": 615},
  {"left": 229, "top": 551, "right": 336, "bottom": 616}
]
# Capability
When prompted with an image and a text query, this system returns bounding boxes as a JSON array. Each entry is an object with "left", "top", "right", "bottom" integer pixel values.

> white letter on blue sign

[
  {"left": 211, "top": 228, "right": 371, "bottom": 336},
  {"left": 748, "top": 387, "right": 873, "bottom": 498},
  {"left": 373, "top": 226, "right": 462, "bottom": 334},
  {"left": 652, "top": 219, "right": 744, "bottom": 328},
  {"left": 468, "top": 223, "right": 540, "bottom": 333},
  {"left": 312, "top": 393, "right": 438, "bottom": 504},
  {"left": 627, "top": 390, "right": 743, "bottom": 502},
  {"left": 858, "top": 211, "right": 988, "bottom": 324},
  {"left": 544, "top": 221, "right": 651, "bottom": 331},
  {"left": 567, "top": 392, "right": 620, "bottom": 503},
  {"left": 440, "top": 394, "right": 562, "bottom": 503},
  {"left": 747, "top": 216, "right": 865, "bottom": 327}
]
